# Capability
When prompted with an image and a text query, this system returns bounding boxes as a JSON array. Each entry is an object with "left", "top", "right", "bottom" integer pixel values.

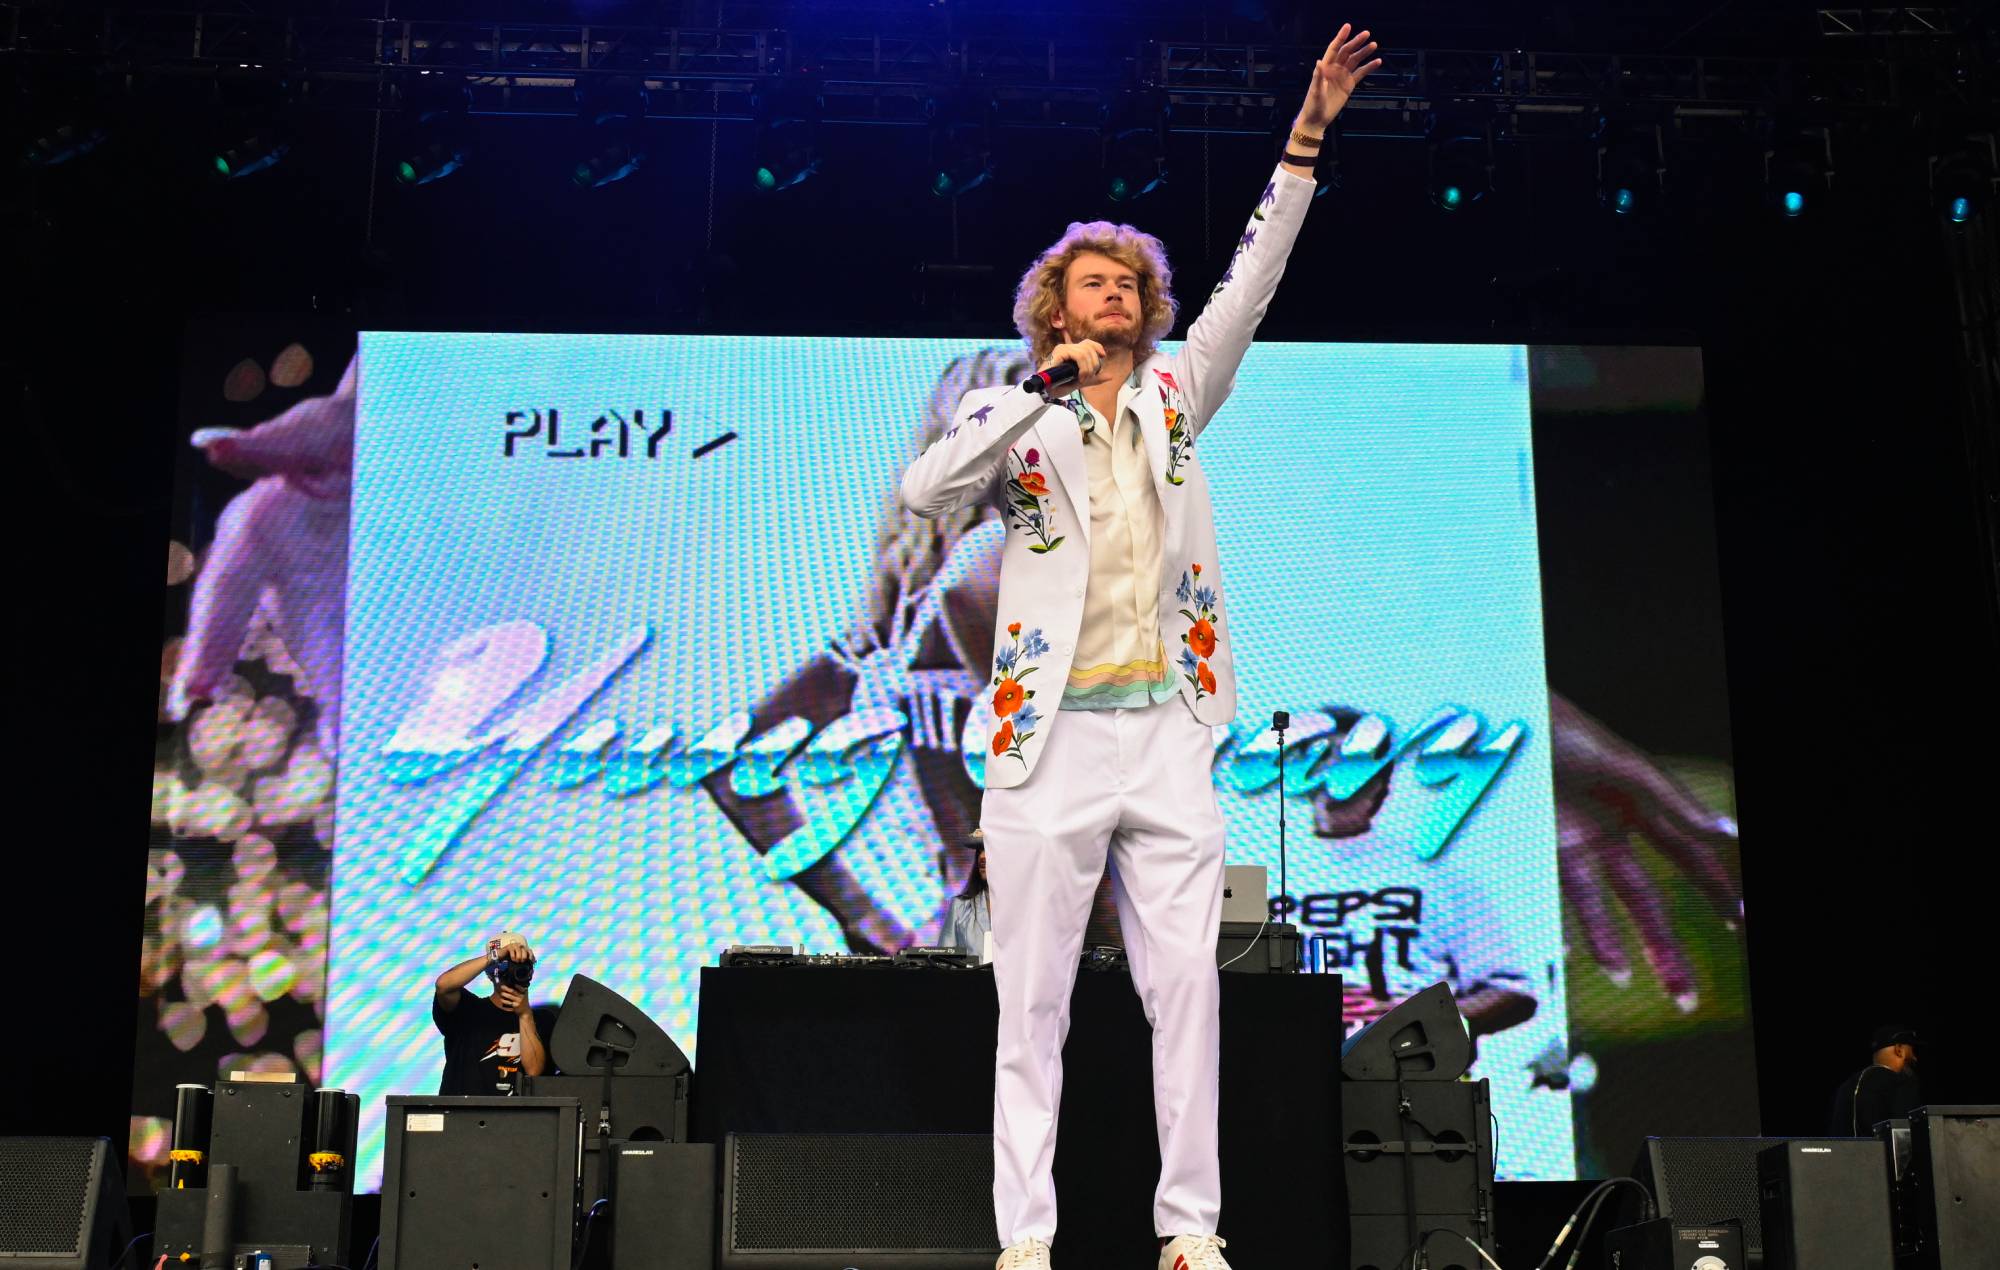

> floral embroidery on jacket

[
  {"left": 1003, "top": 446, "right": 1065, "bottom": 554},
  {"left": 1155, "top": 370, "right": 1195, "bottom": 486},
  {"left": 1175, "top": 563, "right": 1221, "bottom": 701},
  {"left": 1211, "top": 181, "right": 1279, "bottom": 299},
  {"left": 990, "top": 622, "right": 1051, "bottom": 764}
]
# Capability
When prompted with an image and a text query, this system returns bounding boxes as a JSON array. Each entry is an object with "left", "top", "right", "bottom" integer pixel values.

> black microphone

[{"left": 1021, "top": 361, "right": 1079, "bottom": 396}]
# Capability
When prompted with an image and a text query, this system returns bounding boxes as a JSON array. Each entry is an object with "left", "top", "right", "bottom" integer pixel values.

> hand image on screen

[
  {"left": 168, "top": 354, "right": 355, "bottom": 760},
  {"left": 1549, "top": 691, "right": 1741, "bottom": 1012},
  {"left": 701, "top": 349, "right": 1028, "bottom": 952}
]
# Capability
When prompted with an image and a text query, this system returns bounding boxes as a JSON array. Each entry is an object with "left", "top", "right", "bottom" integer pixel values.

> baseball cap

[{"left": 1871, "top": 1024, "right": 1919, "bottom": 1052}]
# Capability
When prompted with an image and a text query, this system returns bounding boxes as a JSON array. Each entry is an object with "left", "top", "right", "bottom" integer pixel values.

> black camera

[{"left": 485, "top": 952, "right": 535, "bottom": 991}]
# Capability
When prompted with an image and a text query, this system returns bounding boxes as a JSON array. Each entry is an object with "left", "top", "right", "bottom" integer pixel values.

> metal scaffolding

[{"left": 4, "top": 6, "right": 1988, "bottom": 134}]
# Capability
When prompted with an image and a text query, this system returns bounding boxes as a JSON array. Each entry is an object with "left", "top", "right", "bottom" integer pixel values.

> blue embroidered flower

[
  {"left": 1193, "top": 585, "right": 1216, "bottom": 610},
  {"left": 1178, "top": 648, "right": 1200, "bottom": 675},
  {"left": 1240, "top": 227, "right": 1256, "bottom": 249},
  {"left": 1013, "top": 703, "right": 1041, "bottom": 733},
  {"left": 1019, "top": 628, "right": 1051, "bottom": 660},
  {"left": 1176, "top": 571, "right": 1193, "bottom": 603},
  {"left": 1259, "top": 180, "right": 1277, "bottom": 207},
  {"left": 994, "top": 644, "right": 1019, "bottom": 674}
]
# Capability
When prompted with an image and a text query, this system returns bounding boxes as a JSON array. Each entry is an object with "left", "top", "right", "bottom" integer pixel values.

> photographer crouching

[{"left": 433, "top": 931, "right": 557, "bottom": 1095}]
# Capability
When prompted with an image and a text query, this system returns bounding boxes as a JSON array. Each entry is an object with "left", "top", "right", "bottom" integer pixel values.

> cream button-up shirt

[{"left": 1060, "top": 376, "right": 1175, "bottom": 710}]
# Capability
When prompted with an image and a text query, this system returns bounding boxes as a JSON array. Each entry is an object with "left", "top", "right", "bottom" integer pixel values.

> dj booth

[{"left": 691, "top": 965, "right": 1348, "bottom": 1267}]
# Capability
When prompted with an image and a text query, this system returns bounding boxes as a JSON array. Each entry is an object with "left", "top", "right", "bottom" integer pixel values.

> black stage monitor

[
  {"left": 1339, "top": 981, "right": 1471, "bottom": 1082},
  {"left": 549, "top": 974, "right": 691, "bottom": 1077},
  {"left": 1756, "top": 1138, "right": 1894, "bottom": 1270},
  {"left": 1902, "top": 1105, "right": 1999, "bottom": 1270},
  {"left": 0, "top": 1137, "right": 130, "bottom": 1270},
  {"left": 379, "top": 1096, "right": 581, "bottom": 1270},
  {"left": 1630, "top": 1137, "right": 1785, "bottom": 1268}
]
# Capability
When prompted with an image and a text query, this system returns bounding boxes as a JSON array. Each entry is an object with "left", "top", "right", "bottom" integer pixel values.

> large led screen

[{"left": 135, "top": 329, "right": 1751, "bottom": 1188}]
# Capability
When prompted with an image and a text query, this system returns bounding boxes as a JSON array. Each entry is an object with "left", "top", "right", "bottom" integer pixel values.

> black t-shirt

[
  {"left": 434, "top": 991, "right": 559, "bottom": 1096},
  {"left": 1826, "top": 1064, "right": 1923, "bottom": 1135}
]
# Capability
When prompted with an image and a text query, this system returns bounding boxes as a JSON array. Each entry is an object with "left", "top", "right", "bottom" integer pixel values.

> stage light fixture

[
  {"left": 1596, "top": 117, "right": 1663, "bottom": 216},
  {"left": 395, "top": 74, "right": 471, "bottom": 187},
  {"left": 213, "top": 126, "right": 292, "bottom": 181},
  {"left": 753, "top": 117, "right": 821, "bottom": 193},
  {"left": 929, "top": 127, "right": 992, "bottom": 199},
  {"left": 22, "top": 121, "right": 109, "bottom": 168},
  {"left": 1764, "top": 125, "right": 1832, "bottom": 219},
  {"left": 573, "top": 79, "right": 648, "bottom": 189},
  {"left": 1104, "top": 123, "right": 1166, "bottom": 203},
  {"left": 1929, "top": 136, "right": 1996, "bottom": 226},
  {"left": 398, "top": 141, "right": 466, "bottom": 187},
  {"left": 1426, "top": 116, "right": 1492, "bottom": 212}
]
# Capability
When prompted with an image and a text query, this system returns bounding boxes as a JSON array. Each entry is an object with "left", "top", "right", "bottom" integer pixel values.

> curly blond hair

[{"left": 1012, "top": 221, "right": 1178, "bottom": 368}]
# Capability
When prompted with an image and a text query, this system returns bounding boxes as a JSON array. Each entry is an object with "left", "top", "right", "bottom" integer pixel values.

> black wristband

[{"left": 1282, "top": 150, "right": 1320, "bottom": 168}]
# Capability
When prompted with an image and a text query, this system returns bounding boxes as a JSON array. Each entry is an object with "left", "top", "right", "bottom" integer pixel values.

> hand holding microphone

[{"left": 1021, "top": 339, "right": 1107, "bottom": 395}]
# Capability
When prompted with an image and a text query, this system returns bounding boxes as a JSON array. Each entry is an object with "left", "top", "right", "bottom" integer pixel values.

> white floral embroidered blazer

[{"left": 899, "top": 165, "right": 1316, "bottom": 788}]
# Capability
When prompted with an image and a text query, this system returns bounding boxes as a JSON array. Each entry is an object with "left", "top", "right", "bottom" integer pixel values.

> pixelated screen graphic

[{"left": 134, "top": 331, "right": 1750, "bottom": 1189}]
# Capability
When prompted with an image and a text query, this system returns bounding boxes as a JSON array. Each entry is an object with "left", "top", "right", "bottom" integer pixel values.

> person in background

[
  {"left": 433, "top": 931, "right": 556, "bottom": 1096},
  {"left": 949, "top": 830, "right": 995, "bottom": 958},
  {"left": 1827, "top": 1024, "right": 1923, "bottom": 1135}
]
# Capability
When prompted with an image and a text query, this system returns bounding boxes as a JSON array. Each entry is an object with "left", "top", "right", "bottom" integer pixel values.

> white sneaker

[
  {"left": 1159, "top": 1233, "right": 1232, "bottom": 1270},
  {"left": 997, "top": 1236, "right": 1053, "bottom": 1269}
]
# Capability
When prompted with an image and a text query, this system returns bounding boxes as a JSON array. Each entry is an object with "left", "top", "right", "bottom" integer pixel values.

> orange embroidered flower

[
  {"left": 1187, "top": 618, "right": 1217, "bottom": 658},
  {"left": 1008, "top": 622, "right": 1022, "bottom": 637},
  {"left": 992, "top": 678, "right": 1026, "bottom": 717},
  {"left": 992, "top": 721, "right": 1015, "bottom": 756},
  {"left": 1191, "top": 563, "right": 1202, "bottom": 576},
  {"left": 1197, "top": 661, "right": 1217, "bottom": 695},
  {"left": 1163, "top": 407, "right": 1180, "bottom": 430},
  {"left": 1014, "top": 471, "right": 1051, "bottom": 497}
]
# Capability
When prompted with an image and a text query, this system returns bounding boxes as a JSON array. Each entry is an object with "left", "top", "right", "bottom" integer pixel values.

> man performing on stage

[{"left": 899, "top": 24, "right": 1381, "bottom": 1270}]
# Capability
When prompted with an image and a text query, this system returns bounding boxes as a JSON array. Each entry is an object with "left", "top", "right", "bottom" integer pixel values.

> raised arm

[
  {"left": 899, "top": 386, "right": 1048, "bottom": 520},
  {"left": 433, "top": 946, "right": 492, "bottom": 1014},
  {"left": 1177, "top": 24, "right": 1381, "bottom": 432}
]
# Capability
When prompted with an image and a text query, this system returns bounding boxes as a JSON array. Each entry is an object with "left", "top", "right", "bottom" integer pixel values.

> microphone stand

[{"left": 1274, "top": 710, "right": 1289, "bottom": 927}]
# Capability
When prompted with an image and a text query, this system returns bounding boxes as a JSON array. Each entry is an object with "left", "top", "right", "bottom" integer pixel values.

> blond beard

[{"left": 1062, "top": 310, "right": 1140, "bottom": 355}]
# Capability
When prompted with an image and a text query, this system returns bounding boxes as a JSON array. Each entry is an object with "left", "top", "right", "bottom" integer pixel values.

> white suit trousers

[{"left": 981, "top": 700, "right": 1228, "bottom": 1245}]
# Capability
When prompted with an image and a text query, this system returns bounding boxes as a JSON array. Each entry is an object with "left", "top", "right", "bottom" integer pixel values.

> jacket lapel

[
  {"left": 1036, "top": 403, "right": 1091, "bottom": 547},
  {"left": 1132, "top": 369, "right": 1173, "bottom": 517}
]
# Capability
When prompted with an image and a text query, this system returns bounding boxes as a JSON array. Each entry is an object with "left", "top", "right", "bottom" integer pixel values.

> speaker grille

[
  {"left": 0, "top": 1138, "right": 96, "bottom": 1256},
  {"left": 729, "top": 1134, "right": 995, "bottom": 1252},
  {"left": 1648, "top": 1138, "right": 1772, "bottom": 1252}
]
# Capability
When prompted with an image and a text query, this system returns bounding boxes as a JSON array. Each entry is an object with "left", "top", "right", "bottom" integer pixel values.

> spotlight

[
  {"left": 573, "top": 79, "right": 648, "bottom": 189},
  {"left": 1929, "top": 135, "right": 1996, "bottom": 226},
  {"left": 1596, "top": 117, "right": 1663, "bottom": 216},
  {"left": 213, "top": 126, "right": 291, "bottom": 181},
  {"left": 930, "top": 127, "right": 992, "bottom": 199},
  {"left": 395, "top": 75, "right": 471, "bottom": 187},
  {"left": 22, "top": 121, "right": 109, "bottom": 168},
  {"left": 1764, "top": 125, "right": 1832, "bottom": 219},
  {"left": 1427, "top": 116, "right": 1492, "bottom": 212},
  {"left": 398, "top": 141, "right": 467, "bottom": 187},
  {"left": 1104, "top": 121, "right": 1166, "bottom": 203},
  {"left": 753, "top": 117, "right": 821, "bottom": 193}
]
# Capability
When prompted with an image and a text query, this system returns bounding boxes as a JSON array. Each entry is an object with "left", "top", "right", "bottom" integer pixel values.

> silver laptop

[{"left": 1222, "top": 865, "right": 1268, "bottom": 924}]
